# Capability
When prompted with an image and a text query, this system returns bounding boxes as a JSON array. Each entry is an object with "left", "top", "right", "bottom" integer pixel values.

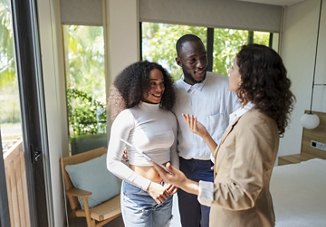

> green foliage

[
  {"left": 63, "top": 25, "right": 105, "bottom": 104},
  {"left": 0, "top": 0, "right": 15, "bottom": 79},
  {"left": 0, "top": 95, "right": 21, "bottom": 123},
  {"left": 213, "top": 29, "right": 248, "bottom": 75},
  {"left": 0, "top": 0, "right": 20, "bottom": 124},
  {"left": 253, "top": 31, "right": 270, "bottom": 45},
  {"left": 64, "top": 25, "right": 107, "bottom": 137},
  {"left": 66, "top": 88, "right": 106, "bottom": 136},
  {"left": 0, "top": 71, "right": 20, "bottom": 124}
]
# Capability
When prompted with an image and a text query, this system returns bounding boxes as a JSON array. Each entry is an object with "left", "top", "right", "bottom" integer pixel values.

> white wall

[
  {"left": 279, "top": 0, "right": 326, "bottom": 156},
  {"left": 104, "top": 0, "right": 140, "bottom": 86}
]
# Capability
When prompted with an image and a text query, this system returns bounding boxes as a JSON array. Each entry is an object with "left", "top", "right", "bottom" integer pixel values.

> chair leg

[{"left": 82, "top": 197, "right": 95, "bottom": 227}]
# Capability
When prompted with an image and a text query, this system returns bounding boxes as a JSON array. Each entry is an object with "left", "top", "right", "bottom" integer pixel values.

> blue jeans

[
  {"left": 121, "top": 181, "right": 173, "bottom": 227},
  {"left": 177, "top": 158, "right": 214, "bottom": 227}
]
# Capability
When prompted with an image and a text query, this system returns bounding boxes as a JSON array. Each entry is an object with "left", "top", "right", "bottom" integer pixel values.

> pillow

[{"left": 65, "top": 153, "right": 121, "bottom": 208}]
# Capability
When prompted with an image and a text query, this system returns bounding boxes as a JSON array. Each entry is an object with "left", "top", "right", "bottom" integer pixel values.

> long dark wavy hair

[
  {"left": 236, "top": 44, "right": 295, "bottom": 136},
  {"left": 113, "top": 60, "right": 175, "bottom": 111}
]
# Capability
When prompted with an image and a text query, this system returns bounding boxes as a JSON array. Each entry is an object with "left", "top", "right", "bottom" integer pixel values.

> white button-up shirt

[{"left": 173, "top": 72, "right": 240, "bottom": 160}]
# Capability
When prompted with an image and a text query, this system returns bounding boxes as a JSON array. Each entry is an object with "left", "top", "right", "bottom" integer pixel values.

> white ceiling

[{"left": 237, "top": 0, "right": 305, "bottom": 6}]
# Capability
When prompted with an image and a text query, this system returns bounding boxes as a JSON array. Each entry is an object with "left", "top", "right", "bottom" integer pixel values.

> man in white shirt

[{"left": 173, "top": 34, "right": 239, "bottom": 227}]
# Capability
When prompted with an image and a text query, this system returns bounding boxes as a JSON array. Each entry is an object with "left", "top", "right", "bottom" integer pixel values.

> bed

[{"left": 271, "top": 158, "right": 326, "bottom": 227}]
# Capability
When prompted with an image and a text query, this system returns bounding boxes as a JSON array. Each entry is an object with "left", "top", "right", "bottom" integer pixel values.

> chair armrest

[
  {"left": 66, "top": 187, "right": 92, "bottom": 212},
  {"left": 67, "top": 187, "right": 92, "bottom": 198}
]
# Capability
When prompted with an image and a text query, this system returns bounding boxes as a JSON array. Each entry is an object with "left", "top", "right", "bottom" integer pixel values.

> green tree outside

[
  {"left": 0, "top": 0, "right": 20, "bottom": 124},
  {"left": 63, "top": 25, "right": 106, "bottom": 137}
]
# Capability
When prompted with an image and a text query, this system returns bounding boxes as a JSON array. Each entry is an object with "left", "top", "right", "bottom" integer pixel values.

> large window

[
  {"left": 63, "top": 25, "right": 107, "bottom": 154},
  {"left": 141, "top": 22, "right": 275, "bottom": 78}
]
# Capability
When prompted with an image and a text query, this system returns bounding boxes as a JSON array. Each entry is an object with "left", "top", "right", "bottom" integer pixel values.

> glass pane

[
  {"left": 142, "top": 22, "right": 206, "bottom": 81},
  {"left": 253, "top": 31, "right": 271, "bottom": 45},
  {"left": 0, "top": 0, "right": 22, "bottom": 149},
  {"left": 63, "top": 25, "right": 107, "bottom": 154},
  {"left": 213, "top": 28, "right": 248, "bottom": 75},
  {"left": 1, "top": 0, "right": 30, "bottom": 226},
  {"left": 213, "top": 30, "right": 279, "bottom": 75}
]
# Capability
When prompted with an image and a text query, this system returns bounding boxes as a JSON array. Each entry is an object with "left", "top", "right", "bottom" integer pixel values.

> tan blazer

[{"left": 210, "top": 109, "right": 279, "bottom": 227}]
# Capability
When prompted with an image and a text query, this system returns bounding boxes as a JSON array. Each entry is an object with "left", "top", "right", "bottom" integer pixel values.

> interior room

[{"left": 0, "top": 0, "right": 325, "bottom": 226}]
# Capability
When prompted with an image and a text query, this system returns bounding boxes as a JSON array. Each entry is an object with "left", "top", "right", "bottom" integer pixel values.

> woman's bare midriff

[{"left": 130, "top": 164, "right": 163, "bottom": 183}]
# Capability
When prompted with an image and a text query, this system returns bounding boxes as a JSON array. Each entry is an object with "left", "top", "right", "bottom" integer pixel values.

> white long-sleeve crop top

[{"left": 107, "top": 102, "right": 178, "bottom": 191}]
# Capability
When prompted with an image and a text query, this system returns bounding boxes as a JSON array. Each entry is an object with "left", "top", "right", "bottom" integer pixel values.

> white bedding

[
  {"left": 171, "top": 158, "right": 326, "bottom": 227},
  {"left": 271, "top": 158, "right": 326, "bottom": 227}
]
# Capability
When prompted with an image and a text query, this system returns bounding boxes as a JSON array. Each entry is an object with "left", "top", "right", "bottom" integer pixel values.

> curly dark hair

[
  {"left": 236, "top": 44, "right": 295, "bottom": 136},
  {"left": 113, "top": 60, "right": 175, "bottom": 111}
]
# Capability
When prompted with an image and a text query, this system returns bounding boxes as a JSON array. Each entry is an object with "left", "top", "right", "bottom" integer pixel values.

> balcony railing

[{"left": 3, "top": 140, "right": 30, "bottom": 227}]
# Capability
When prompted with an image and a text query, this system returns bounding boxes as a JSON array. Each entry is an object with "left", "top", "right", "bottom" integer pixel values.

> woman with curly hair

[
  {"left": 107, "top": 60, "right": 178, "bottom": 227},
  {"left": 153, "top": 44, "right": 295, "bottom": 227}
]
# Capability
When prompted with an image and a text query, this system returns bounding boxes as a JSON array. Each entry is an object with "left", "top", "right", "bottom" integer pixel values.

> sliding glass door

[{"left": 0, "top": 0, "right": 51, "bottom": 226}]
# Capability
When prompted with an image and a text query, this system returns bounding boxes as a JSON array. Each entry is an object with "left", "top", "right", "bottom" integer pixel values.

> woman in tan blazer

[{"left": 154, "top": 44, "right": 295, "bottom": 227}]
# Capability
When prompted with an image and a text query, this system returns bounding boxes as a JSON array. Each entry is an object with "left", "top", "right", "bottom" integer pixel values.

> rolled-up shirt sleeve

[{"left": 198, "top": 180, "right": 214, "bottom": 207}]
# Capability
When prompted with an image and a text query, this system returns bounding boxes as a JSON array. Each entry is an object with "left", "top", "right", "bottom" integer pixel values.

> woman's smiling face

[{"left": 143, "top": 68, "right": 165, "bottom": 104}]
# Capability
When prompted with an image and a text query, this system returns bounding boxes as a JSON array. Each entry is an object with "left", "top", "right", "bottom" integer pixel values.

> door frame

[{"left": 10, "top": 0, "right": 53, "bottom": 226}]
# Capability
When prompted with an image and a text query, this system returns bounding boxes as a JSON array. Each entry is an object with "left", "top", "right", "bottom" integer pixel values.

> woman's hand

[
  {"left": 153, "top": 162, "right": 199, "bottom": 195},
  {"left": 146, "top": 182, "right": 170, "bottom": 204},
  {"left": 182, "top": 114, "right": 209, "bottom": 138},
  {"left": 163, "top": 183, "right": 178, "bottom": 195},
  {"left": 182, "top": 113, "right": 218, "bottom": 154},
  {"left": 153, "top": 162, "right": 187, "bottom": 188}
]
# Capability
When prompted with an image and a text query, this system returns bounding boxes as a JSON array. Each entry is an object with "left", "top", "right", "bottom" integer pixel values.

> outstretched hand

[
  {"left": 182, "top": 113, "right": 218, "bottom": 154},
  {"left": 153, "top": 162, "right": 186, "bottom": 188},
  {"left": 153, "top": 162, "right": 199, "bottom": 196},
  {"left": 182, "top": 114, "right": 209, "bottom": 138},
  {"left": 164, "top": 183, "right": 178, "bottom": 195}
]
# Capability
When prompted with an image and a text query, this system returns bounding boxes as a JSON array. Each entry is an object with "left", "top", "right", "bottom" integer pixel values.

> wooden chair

[{"left": 60, "top": 147, "right": 121, "bottom": 227}]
